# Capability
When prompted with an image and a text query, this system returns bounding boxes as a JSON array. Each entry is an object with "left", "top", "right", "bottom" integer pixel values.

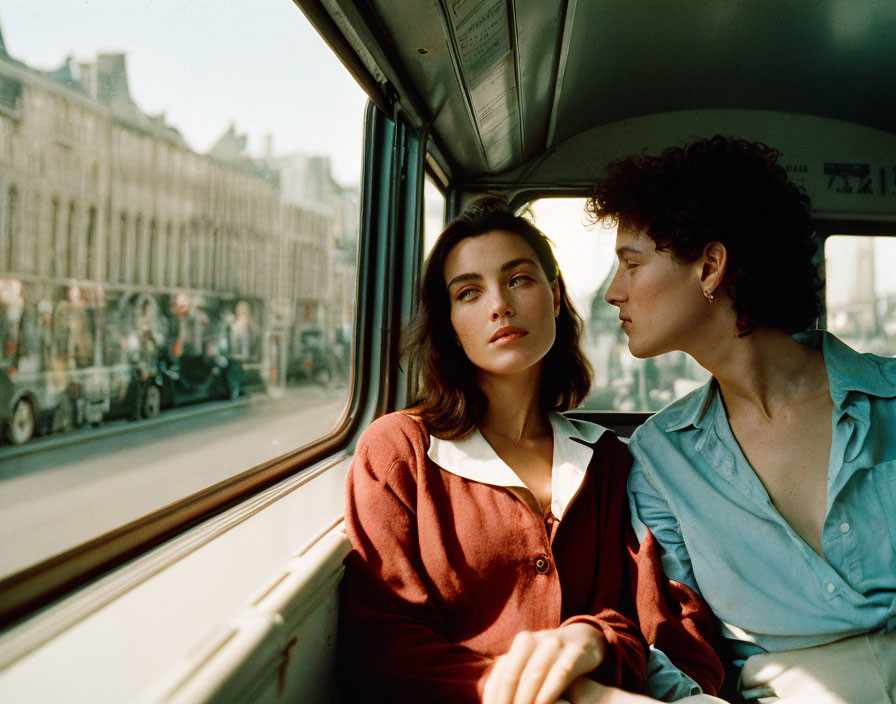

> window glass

[
  {"left": 0, "top": 0, "right": 366, "bottom": 579},
  {"left": 528, "top": 198, "right": 710, "bottom": 411},
  {"left": 423, "top": 174, "right": 446, "bottom": 256},
  {"left": 825, "top": 235, "right": 896, "bottom": 356}
]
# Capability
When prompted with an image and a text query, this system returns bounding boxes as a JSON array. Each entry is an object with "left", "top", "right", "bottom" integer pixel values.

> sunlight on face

[{"left": 444, "top": 230, "right": 559, "bottom": 378}]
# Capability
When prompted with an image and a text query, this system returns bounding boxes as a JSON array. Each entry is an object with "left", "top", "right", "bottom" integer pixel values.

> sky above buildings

[{"left": 0, "top": 0, "right": 368, "bottom": 186}]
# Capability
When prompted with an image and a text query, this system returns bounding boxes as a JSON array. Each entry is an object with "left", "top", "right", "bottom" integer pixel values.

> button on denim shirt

[{"left": 628, "top": 331, "right": 896, "bottom": 665}]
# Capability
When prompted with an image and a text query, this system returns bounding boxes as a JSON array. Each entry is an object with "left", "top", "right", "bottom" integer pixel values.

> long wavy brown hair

[{"left": 404, "top": 198, "right": 592, "bottom": 439}]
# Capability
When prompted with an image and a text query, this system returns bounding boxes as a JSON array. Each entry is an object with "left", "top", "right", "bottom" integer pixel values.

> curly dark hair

[
  {"left": 404, "top": 197, "right": 592, "bottom": 440},
  {"left": 586, "top": 135, "right": 822, "bottom": 336}
]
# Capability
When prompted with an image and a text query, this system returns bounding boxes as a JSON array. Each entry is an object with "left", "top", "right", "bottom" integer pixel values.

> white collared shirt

[{"left": 427, "top": 412, "right": 606, "bottom": 519}]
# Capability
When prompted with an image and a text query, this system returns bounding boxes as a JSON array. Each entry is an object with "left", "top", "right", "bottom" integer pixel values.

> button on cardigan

[{"left": 341, "top": 412, "right": 722, "bottom": 703}]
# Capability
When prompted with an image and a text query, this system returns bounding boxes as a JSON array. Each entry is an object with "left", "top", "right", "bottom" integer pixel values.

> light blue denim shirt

[{"left": 628, "top": 331, "right": 896, "bottom": 666}]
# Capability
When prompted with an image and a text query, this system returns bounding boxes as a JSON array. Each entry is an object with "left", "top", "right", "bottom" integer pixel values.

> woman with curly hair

[
  {"left": 592, "top": 136, "right": 896, "bottom": 703},
  {"left": 340, "top": 199, "right": 725, "bottom": 704}
]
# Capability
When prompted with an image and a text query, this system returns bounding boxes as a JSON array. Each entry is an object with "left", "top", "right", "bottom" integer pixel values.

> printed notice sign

[
  {"left": 824, "top": 163, "right": 872, "bottom": 194},
  {"left": 446, "top": 0, "right": 518, "bottom": 171},
  {"left": 449, "top": 0, "right": 509, "bottom": 85}
]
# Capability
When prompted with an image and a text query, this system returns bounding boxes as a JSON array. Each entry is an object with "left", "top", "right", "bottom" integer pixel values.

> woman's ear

[
  {"left": 552, "top": 279, "right": 561, "bottom": 318},
  {"left": 700, "top": 242, "right": 728, "bottom": 298}
]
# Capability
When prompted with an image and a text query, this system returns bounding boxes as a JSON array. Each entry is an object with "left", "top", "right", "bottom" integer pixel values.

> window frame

[
  {"left": 815, "top": 219, "right": 896, "bottom": 339},
  {"left": 0, "top": 101, "right": 415, "bottom": 629}
]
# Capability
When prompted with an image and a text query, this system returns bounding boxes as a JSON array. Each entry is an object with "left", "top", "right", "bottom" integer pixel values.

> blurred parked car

[
  {"left": 286, "top": 328, "right": 332, "bottom": 385},
  {"left": 133, "top": 345, "right": 242, "bottom": 420}
]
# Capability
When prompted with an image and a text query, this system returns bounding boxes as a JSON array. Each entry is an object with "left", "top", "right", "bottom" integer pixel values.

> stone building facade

[{"left": 0, "top": 36, "right": 357, "bottom": 387}]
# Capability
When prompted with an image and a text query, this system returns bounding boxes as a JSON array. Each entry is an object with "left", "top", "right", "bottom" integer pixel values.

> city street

[{"left": 0, "top": 384, "right": 350, "bottom": 578}]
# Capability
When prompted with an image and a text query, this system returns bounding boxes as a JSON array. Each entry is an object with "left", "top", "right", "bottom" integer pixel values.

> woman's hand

[{"left": 482, "top": 623, "right": 607, "bottom": 704}]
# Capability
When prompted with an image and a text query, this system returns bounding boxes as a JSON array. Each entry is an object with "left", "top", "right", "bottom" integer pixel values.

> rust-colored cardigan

[{"left": 340, "top": 413, "right": 722, "bottom": 703}]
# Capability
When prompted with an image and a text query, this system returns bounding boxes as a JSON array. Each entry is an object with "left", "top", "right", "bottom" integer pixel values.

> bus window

[
  {"left": 0, "top": 0, "right": 366, "bottom": 585},
  {"left": 528, "top": 197, "right": 710, "bottom": 412},
  {"left": 423, "top": 174, "right": 447, "bottom": 256},
  {"left": 825, "top": 235, "right": 896, "bottom": 357}
]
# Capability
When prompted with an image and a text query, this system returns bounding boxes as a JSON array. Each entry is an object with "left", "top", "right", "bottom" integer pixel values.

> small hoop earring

[{"left": 703, "top": 289, "right": 715, "bottom": 302}]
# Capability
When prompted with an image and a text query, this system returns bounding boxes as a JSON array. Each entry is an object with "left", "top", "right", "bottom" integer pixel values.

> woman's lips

[{"left": 490, "top": 327, "right": 527, "bottom": 345}]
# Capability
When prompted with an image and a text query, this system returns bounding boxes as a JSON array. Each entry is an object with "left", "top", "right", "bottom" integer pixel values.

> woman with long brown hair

[{"left": 340, "top": 199, "right": 723, "bottom": 704}]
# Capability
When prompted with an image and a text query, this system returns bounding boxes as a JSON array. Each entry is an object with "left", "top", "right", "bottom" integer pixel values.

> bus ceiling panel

[
  {"left": 361, "top": 0, "right": 487, "bottom": 178},
  {"left": 316, "top": 0, "right": 895, "bottom": 182},
  {"left": 427, "top": 0, "right": 523, "bottom": 174},
  {"left": 549, "top": 0, "right": 896, "bottom": 148},
  {"left": 361, "top": 0, "right": 567, "bottom": 180},
  {"left": 504, "top": 110, "right": 896, "bottom": 221},
  {"left": 513, "top": 0, "right": 567, "bottom": 165}
]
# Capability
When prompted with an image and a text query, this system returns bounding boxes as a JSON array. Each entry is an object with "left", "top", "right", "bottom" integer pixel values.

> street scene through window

[
  {"left": 825, "top": 235, "right": 896, "bottom": 357},
  {"left": 0, "top": 1, "right": 366, "bottom": 581}
]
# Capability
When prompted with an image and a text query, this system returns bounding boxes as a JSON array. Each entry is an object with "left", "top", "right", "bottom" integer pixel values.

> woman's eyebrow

[
  {"left": 446, "top": 272, "right": 481, "bottom": 288},
  {"left": 500, "top": 257, "right": 537, "bottom": 272},
  {"left": 447, "top": 258, "right": 538, "bottom": 289}
]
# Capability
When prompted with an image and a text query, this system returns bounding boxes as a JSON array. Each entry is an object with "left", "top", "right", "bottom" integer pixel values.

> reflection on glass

[
  {"left": 528, "top": 198, "right": 710, "bottom": 412},
  {"left": 825, "top": 235, "right": 896, "bottom": 357},
  {"left": 0, "top": 1, "right": 365, "bottom": 579}
]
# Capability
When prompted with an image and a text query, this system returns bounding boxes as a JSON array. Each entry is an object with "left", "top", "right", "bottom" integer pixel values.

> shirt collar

[
  {"left": 659, "top": 380, "right": 718, "bottom": 433},
  {"left": 659, "top": 330, "right": 896, "bottom": 434},
  {"left": 794, "top": 330, "right": 896, "bottom": 406},
  {"left": 427, "top": 412, "right": 606, "bottom": 519}
]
